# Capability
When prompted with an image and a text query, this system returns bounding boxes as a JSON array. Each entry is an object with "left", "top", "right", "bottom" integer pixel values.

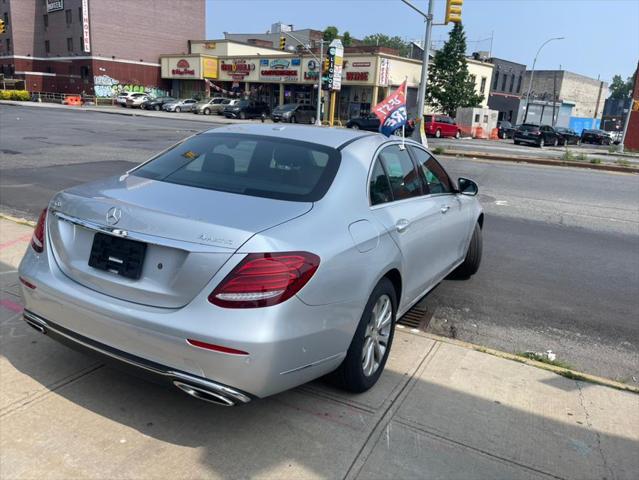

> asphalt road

[{"left": 1, "top": 104, "right": 638, "bottom": 382}]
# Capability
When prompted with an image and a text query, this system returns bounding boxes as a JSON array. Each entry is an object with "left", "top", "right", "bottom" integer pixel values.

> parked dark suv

[
  {"left": 223, "top": 100, "right": 270, "bottom": 120},
  {"left": 271, "top": 103, "right": 317, "bottom": 124},
  {"left": 554, "top": 127, "right": 580, "bottom": 146},
  {"left": 513, "top": 124, "right": 560, "bottom": 147}
]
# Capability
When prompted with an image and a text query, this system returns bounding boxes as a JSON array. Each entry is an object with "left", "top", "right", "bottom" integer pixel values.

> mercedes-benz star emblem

[{"left": 106, "top": 207, "right": 122, "bottom": 226}]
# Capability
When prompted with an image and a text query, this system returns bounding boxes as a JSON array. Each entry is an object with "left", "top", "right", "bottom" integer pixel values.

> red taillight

[
  {"left": 31, "top": 208, "right": 47, "bottom": 253},
  {"left": 209, "top": 252, "right": 320, "bottom": 308}
]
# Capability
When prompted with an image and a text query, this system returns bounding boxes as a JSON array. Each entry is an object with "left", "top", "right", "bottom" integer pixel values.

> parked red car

[{"left": 424, "top": 115, "right": 461, "bottom": 139}]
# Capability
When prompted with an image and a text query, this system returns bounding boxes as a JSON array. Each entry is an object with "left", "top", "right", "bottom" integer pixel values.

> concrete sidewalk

[{"left": 1, "top": 218, "right": 637, "bottom": 479}]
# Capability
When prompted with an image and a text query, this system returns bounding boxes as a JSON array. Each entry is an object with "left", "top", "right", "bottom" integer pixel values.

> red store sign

[
  {"left": 346, "top": 72, "right": 369, "bottom": 81},
  {"left": 172, "top": 59, "right": 195, "bottom": 76},
  {"left": 261, "top": 70, "right": 298, "bottom": 77}
]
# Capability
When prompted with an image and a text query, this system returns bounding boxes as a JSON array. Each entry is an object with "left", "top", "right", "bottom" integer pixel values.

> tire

[
  {"left": 539, "top": 137, "right": 545, "bottom": 148},
  {"left": 240, "top": 111, "right": 246, "bottom": 120},
  {"left": 350, "top": 124, "right": 359, "bottom": 130},
  {"left": 333, "top": 278, "right": 397, "bottom": 393},
  {"left": 154, "top": 105, "right": 160, "bottom": 111},
  {"left": 290, "top": 115, "right": 297, "bottom": 123},
  {"left": 175, "top": 107, "right": 181, "bottom": 113},
  {"left": 309, "top": 116, "right": 316, "bottom": 124},
  {"left": 204, "top": 108, "right": 211, "bottom": 115},
  {"left": 514, "top": 140, "right": 520, "bottom": 145},
  {"left": 553, "top": 138, "right": 559, "bottom": 147},
  {"left": 452, "top": 222, "right": 483, "bottom": 279},
  {"left": 455, "top": 130, "right": 461, "bottom": 139},
  {"left": 435, "top": 129, "right": 442, "bottom": 138}
]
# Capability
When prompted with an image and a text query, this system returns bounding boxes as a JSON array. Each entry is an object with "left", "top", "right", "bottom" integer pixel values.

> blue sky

[{"left": 205, "top": 0, "right": 639, "bottom": 85}]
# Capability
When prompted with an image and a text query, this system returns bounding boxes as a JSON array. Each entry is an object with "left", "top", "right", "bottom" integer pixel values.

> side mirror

[{"left": 458, "top": 177, "right": 478, "bottom": 196}]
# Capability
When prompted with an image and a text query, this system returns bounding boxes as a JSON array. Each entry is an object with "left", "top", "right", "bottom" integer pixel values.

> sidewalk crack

[{"left": 575, "top": 379, "right": 615, "bottom": 480}]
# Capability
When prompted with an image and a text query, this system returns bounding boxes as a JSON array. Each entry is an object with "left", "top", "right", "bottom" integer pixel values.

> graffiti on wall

[{"left": 93, "top": 75, "right": 168, "bottom": 98}]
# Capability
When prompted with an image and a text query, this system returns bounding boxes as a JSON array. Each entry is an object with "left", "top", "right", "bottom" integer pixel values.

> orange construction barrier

[
  {"left": 63, "top": 95, "right": 82, "bottom": 106},
  {"left": 490, "top": 127, "right": 499, "bottom": 140}
]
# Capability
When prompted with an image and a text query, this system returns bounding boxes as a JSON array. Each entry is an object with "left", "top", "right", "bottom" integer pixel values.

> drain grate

[{"left": 398, "top": 305, "right": 432, "bottom": 331}]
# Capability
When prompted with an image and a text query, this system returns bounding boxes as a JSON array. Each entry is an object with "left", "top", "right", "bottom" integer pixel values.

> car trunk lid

[{"left": 47, "top": 174, "right": 312, "bottom": 308}]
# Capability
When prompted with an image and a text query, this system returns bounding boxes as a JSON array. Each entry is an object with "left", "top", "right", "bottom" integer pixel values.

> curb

[
  {"left": 412, "top": 330, "right": 639, "bottom": 394},
  {"left": 0, "top": 213, "right": 36, "bottom": 227},
  {"left": 442, "top": 150, "right": 639, "bottom": 174}
]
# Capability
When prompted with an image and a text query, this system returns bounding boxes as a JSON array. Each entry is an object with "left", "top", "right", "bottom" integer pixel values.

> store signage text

[
  {"left": 172, "top": 59, "right": 195, "bottom": 76},
  {"left": 346, "top": 72, "right": 369, "bottom": 81},
  {"left": 47, "top": 0, "right": 64, "bottom": 13},
  {"left": 262, "top": 70, "right": 298, "bottom": 77},
  {"left": 221, "top": 60, "right": 255, "bottom": 80}
]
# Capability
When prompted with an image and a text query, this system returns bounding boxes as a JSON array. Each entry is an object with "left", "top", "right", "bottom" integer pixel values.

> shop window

[
  {"left": 67, "top": 37, "right": 73, "bottom": 52},
  {"left": 474, "top": 114, "right": 480, "bottom": 122},
  {"left": 65, "top": 9, "right": 72, "bottom": 24},
  {"left": 45, "top": 40, "right": 50, "bottom": 54}
]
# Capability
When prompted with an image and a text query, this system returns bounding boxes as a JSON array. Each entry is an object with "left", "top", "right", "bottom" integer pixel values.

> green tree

[
  {"left": 323, "top": 26, "right": 339, "bottom": 43},
  {"left": 342, "top": 31, "right": 352, "bottom": 47},
  {"left": 609, "top": 74, "right": 633, "bottom": 100},
  {"left": 362, "top": 33, "right": 410, "bottom": 57},
  {"left": 425, "top": 23, "right": 483, "bottom": 117}
]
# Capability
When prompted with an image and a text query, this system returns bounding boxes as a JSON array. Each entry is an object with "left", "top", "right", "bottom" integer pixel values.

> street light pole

[
  {"left": 523, "top": 36, "right": 564, "bottom": 123},
  {"left": 619, "top": 98, "right": 632, "bottom": 153},
  {"left": 281, "top": 30, "right": 324, "bottom": 126},
  {"left": 401, "top": 0, "right": 434, "bottom": 145}
]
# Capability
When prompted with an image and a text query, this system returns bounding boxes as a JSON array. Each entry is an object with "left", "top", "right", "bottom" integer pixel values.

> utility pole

[
  {"left": 619, "top": 98, "right": 632, "bottom": 153},
  {"left": 552, "top": 69, "right": 557, "bottom": 126},
  {"left": 401, "top": 0, "right": 435, "bottom": 145}
]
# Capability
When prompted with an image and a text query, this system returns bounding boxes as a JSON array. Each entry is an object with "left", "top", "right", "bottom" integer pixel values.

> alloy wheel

[{"left": 362, "top": 294, "right": 392, "bottom": 377}]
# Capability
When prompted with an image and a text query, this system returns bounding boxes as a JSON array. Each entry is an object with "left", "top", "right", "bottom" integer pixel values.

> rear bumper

[
  {"left": 514, "top": 135, "right": 540, "bottom": 144},
  {"left": 23, "top": 310, "right": 252, "bottom": 406}
]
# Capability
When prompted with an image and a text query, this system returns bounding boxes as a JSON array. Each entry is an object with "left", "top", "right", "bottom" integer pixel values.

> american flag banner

[{"left": 373, "top": 81, "right": 408, "bottom": 137}]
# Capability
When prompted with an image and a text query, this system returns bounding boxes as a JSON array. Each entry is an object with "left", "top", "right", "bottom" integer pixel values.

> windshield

[
  {"left": 277, "top": 104, "right": 298, "bottom": 111},
  {"left": 132, "top": 133, "right": 341, "bottom": 202}
]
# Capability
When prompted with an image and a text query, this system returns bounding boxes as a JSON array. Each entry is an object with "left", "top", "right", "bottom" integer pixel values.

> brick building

[
  {"left": 487, "top": 57, "right": 527, "bottom": 123},
  {"left": 624, "top": 62, "right": 639, "bottom": 151},
  {"left": 0, "top": 0, "right": 204, "bottom": 96}
]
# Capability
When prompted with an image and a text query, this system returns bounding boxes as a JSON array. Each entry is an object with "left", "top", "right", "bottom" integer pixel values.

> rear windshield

[
  {"left": 424, "top": 115, "right": 433, "bottom": 122},
  {"left": 132, "top": 133, "right": 341, "bottom": 202},
  {"left": 520, "top": 124, "right": 540, "bottom": 131}
]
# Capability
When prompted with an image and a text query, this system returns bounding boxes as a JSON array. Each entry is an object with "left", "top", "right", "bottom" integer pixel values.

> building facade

[
  {"left": 0, "top": 0, "right": 204, "bottom": 95},
  {"left": 520, "top": 70, "right": 608, "bottom": 131},
  {"left": 487, "top": 57, "right": 526, "bottom": 123},
  {"left": 224, "top": 24, "right": 324, "bottom": 51}
]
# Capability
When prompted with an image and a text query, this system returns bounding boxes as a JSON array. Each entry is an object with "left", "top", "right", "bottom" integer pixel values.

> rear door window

[
  {"left": 409, "top": 146, "right": 453, "bottom": 195},
  {"left": 133, "top": 133, "right": 340, "bottom": 202},
  {"left": 378, "top": 145, "right": 422, "bottom": 200},
  {"left": 369, "top": 160, "right": 393, "bottom": 206}
]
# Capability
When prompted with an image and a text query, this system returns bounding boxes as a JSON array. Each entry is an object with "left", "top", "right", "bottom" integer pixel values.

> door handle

[
  {"left": 396, "top": 219, "right": 410, "bottom": 233},
  {"left": 440, "top": 205, "right": 450, "bottom": 214}
]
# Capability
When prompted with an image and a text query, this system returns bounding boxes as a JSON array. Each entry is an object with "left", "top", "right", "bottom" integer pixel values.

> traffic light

[
  {"left": 279, "top": 36, "right": 286, "bottom": 50},
  {"left": 445, "top": 0, "right": 463, "bottom": 23},
  {"left": 0, "top": 19, "right": 6, "bottom": 34}
]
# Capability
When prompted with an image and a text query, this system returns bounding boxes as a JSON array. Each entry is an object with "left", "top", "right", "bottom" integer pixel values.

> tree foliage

[
  {"left": 609, "top": 74, "right": 634, "bottom": 100},
  {"left": 323, "top": 26, "right": 339, "bottom": 43},
  {"left": 342, "top": 31, "right": 352, "bottom": 47},
  {"left": 362, "top": 33, "right": 410, "bottom": 57},
  {"left": 425, "top": 23, "right": 484, "bottom": 117}
]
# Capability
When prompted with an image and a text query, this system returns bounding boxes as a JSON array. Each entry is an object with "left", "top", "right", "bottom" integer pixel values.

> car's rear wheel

[
  {"left": 240, "top": 111, "right": 246, "bottom": 120},
  {"left": 539, "top": 137, "right": 545, "bottom": 147},
  {"left": 514, "top": 140, "right": 520, "bottom": 145},
  {"left": 290, "top": 115, "right": 297, "bottom": 123},
  {"left": 175, "top": 107, "right": 181, "bottom": 113},
  {"left": 204, "top": 108, "right": 211, "bottom": 115},
  {"left": 309, "top": 116, "right": 316, "bottom": 124},
  {"left": 455, "top": 130, "right": 461, "bottom": 139},
  {"left": 452, "top": 222, "right": 482, "bottom": 279},
  {"left": 553, "top": 138, "right": 559, "bottom": 147},
  {"left": 350, "top": 123, "right": 359, "bottom": 130},
  {"left": 333, "top": 278, "right": 396, "bottom": 393},
  {"left": 435, "top": 129, "right": 442, "bottom": 138},
  {"left": 154, "top": 105, "right": 160, "bottom": 111}
]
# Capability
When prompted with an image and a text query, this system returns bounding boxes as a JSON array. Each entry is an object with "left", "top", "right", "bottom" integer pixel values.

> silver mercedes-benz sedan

[{"left": 19, "top": 124, "right": 483, "bottom": 406}]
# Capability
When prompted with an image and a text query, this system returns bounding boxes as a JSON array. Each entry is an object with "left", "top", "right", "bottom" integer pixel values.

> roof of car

[{"left": 204, "top": 124, "right": 378, "bottom": 149}]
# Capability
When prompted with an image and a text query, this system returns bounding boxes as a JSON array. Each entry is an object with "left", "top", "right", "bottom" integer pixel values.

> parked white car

[
  {"left": 116, "top": 92, "right": 136, "bottom": 107},
  {"left": 125, "top": 93, "right": 150, "bottom": 109}
]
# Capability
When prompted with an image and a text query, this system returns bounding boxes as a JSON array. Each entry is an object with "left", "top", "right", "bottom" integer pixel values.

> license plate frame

[{"left": 88, "top": 232, "right": 147, "bottom": 280}]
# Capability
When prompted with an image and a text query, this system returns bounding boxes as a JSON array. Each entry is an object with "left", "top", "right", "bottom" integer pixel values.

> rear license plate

[{"left": 88, "top": 232, "right": 146, "bottom": 280}]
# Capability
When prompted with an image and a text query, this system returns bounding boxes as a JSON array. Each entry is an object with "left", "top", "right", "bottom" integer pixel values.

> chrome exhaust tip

[
  {"left": 173, "top": 381, "right": 237, "bottom": 406},
  {"left": 23, "top": 314, "right": 47, "bottom": 334}
]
